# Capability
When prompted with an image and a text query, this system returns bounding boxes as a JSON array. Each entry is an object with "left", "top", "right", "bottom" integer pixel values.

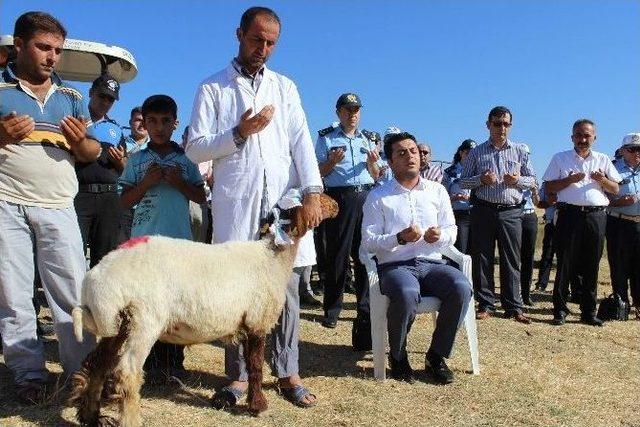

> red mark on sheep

[{"left": 118, "top": 236, "right": 150, "bottom": 249}]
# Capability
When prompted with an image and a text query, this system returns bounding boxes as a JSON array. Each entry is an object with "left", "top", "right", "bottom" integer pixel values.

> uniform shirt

[
  {"left": 75, "top": 115, "right": 125, "bottom": 185},
  {"left": 315, "top": 126, "right": 376, "bottom": 188},
  {"left": 442, "top": 162, "right": 471, "bottom": 211},
  {"left": 362, "top": 178, "right": 457, "bottom": 265},
  {"left": 542, "top": 149, "right": 621, "bottom": 207},
  {"left": 608, "top": 160, "right": 640, "bottom": 216},
  {"left": 459, "top": 139, "right": 536, "bottom": 205},
  {"left": 0, "top": 64, "right": 94, "bottom": 208},
  {"left": 119, "top": 142, "right": 203, "bottom": 240},
  {"left": 186, "top": 61, "right": 323, "bottom": 267},
  {"left": 124, "top": 135, "right": 149, "bottom": 155}
]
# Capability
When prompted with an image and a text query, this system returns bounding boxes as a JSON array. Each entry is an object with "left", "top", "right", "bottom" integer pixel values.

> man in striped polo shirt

[
  {"left": 459, "top": 106, "right": 537, "bottom": 324},
  {"left": 0, "top": 11, "right": 100, "bottom": 403}
]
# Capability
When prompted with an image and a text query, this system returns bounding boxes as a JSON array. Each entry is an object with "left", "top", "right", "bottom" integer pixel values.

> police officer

[
  {"left": 74, "top": 74, "right": 127, "bottom": 267},
  {"left": 606, "top": 133, "right": 640, "bottom": 320},
  {"left": 315, "top": 93, "right": 380, "bottom": 350}
]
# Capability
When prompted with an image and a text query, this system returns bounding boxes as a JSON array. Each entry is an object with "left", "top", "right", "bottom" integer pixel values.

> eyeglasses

[
  {"left": 491, "top": 121, "right": 512, "bottom": 128},
  {"left": 419, "top": 150, "right": 430, "bottom": 155}
]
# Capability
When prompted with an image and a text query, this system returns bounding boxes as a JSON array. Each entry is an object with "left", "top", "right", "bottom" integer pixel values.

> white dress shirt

[
  {"left": 362, "top": 178, "right": 457, "bottom": 265},
  {"left": 186, "top": 62, "right": 323, "bottom": 266},
  {"left": 542, "top": 149, "right": 621, "bottom": 206}
]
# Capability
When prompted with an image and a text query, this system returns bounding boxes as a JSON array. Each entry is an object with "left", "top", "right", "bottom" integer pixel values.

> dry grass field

[{"left": 1, "top": 216, "right": 639, "bottom": 427}]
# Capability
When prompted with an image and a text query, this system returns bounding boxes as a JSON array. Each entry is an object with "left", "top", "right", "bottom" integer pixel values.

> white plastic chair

[{"left": 361, "top": 246, "right": 480, "bottom": 380}]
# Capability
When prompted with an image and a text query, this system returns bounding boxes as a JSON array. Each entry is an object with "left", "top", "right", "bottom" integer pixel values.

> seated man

[{"left": 362, "top": 132, "right": 472, "bottom": 384}]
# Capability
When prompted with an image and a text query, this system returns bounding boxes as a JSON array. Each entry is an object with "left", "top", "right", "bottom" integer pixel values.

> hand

[
  {"left": 141, "top": 163, "right": 163, "bottom": 188},
  {"left": 328, "top": 148, "right": 345, "bottom": 165},
  {"left": 107, "top": 145, "right": 126, "bottom": 167},
  {"left": 590, "top": 169, "right": 606, "bottom": 183},
  {"left": 366, "top": 150, "right": 380, "bottom": 165},
  {"left": 0, "top": 111, "right": 35, "bottom": 146},
  {"left": 452, "top": 193, "right": 470, "bottom": 201},
  {"left": 299, "top": 193, "right": 323, "bottom": 230},
  {"left": 548, "top": 193, "right": 558, "bottom": 204},
  {"left": 163, "top": 165, "right": 185, "bottom": 188},
  {"left": 480, "top": 169, "right": 498, "bottom": 186},
  {"left": 565, "top": 170, "right": 585, "bottom": 184},
  {"left": 503, "top": 171, "right": 520, "bottom": 186},
  {"left": 424, "top": 226, "right": 441, "bottom": 243},
  {"left": 236, "top": 105, "right": 275, "bottom": 139},
  {"left": 615, "top": 194, "right": 637, "bottom": 206},
  {"left": 398, "top": 224, "right": 422, "bottom": 244},
  {"left": 60, "top": 115, "right": 88, "bottom": 149}
]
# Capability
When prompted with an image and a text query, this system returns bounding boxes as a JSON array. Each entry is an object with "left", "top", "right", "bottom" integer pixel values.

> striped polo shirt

[
  {"left": 0, "top": 64, "right": 94, "bottom": 208},
  {"left": 459, "top": 140, "right": 536, "bottom": 205}
]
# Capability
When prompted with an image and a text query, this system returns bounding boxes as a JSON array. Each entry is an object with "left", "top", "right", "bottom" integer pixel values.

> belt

[
  {"left": 327, "top": 184, "right": 373, "bottom": 194},
  {"left": 79, "top": 183, "right": 118, "bottom": 193},
  {"left": 608, "top": 211, "right": 640, "bottom": 223},
  {"left": 557, "top": 203, "right": 606, "bottom": 213},
  {"left": 474, "top": 198, "right": 523, "bottom": 211}
]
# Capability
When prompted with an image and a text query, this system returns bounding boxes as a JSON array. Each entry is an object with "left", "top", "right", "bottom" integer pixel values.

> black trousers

[
  {"left": 144, "top": 342, "right": 185, "bottom": 372},
  {"left": 606, "top": 215, "right": 640, "bottom": 307},
  {"left": 74, "top": 191, "right": 122, "bottom": 268},
  {"left": 470, "top": 204, "right": 523, "bottom": 314},
  {"left": 536, "top": 222, "right": 556, "bottom": 289},
  {"left": 313, "top": 222, "right": 328, "bottom": 283},
  {"left": 520, "top": 212, "right": 538, "bottom": 302},
  {"left": 453, "top": 210, "right": 471, "bottom": 254},
  {"left": 323, "top": 187, "right": 370, "bottom": 323},
  {"left": 553, "top": 207, "right": 606, "bottom": 317}
]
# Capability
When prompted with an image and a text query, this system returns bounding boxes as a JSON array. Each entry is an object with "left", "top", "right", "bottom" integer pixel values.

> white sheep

[{"left": 68, "top": 194, "right": 338, "bottom": 427}]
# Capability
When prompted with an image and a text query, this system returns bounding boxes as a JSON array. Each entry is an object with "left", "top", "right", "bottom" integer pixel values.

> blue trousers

[{"left": 378, "top": 258, "right": 472, "bottom": 361}]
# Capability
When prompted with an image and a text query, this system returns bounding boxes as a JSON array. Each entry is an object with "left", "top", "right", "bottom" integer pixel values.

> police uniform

[
  {"left": 606, "top": 134, "right": 640, "bottom": 311},
  {"left": 315, "top": 94, "right": 379, "bottom": 348}
]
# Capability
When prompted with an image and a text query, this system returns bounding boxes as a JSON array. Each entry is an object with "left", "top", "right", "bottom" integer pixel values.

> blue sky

[{"left": 2, "top": 0, "right": 639, "bottom": 175}]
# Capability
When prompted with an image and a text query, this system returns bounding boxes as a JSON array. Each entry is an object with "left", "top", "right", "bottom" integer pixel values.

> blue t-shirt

[{"left": 119, "top": 142, "right": 203, "bottom": 239}]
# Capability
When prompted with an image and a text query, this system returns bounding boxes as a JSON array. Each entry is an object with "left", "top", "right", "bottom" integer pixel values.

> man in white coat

[{"left": 186, "top": 7, "right": 323, "bottom": 409}]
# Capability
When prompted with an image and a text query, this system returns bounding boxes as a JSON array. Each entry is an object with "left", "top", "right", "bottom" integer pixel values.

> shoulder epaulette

[
  {"left": 0, "top": 82, "right": 18, "bottom": 89},
  {"left": 57, "top": 86, "right": 83, "bottom": 100},
  {"left": 317, "top": 126, "right": 335, "bottom": 137},
  {"left": 362, "top": 129, "right": 381, "bottom": 143}
]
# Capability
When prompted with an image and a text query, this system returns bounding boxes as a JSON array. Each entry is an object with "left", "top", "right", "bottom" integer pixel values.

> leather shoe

[
  {"left": 523, "top": 297, "right": 535, "bottom": 307},
  {"left": 300, "top": 291, "right": 322, "bottom": 307},
  {"left": 389, "top": 354, "right": 415, "bottom": 384},
  {"left": 504, "top": 311, "right": 531, "bottom": 324},
  {"left": 475, "top": 310, "right": 491, "bottom": 320},
  {"left": 321, "top": 318, "right": 337, "bottom": 329},
  {"left": 580, "top": 315, "right": 604, "bottom": 327},
  {"left": 425, "top": 351, "right": 454, "bottom": 385},
  {"left": 552, "top": 312, "right": 566, "bottom": 326}
]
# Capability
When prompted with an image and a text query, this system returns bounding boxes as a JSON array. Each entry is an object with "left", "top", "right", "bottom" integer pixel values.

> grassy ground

[{"left": 1, "top": 216, "right": 639, "bottom": 426}]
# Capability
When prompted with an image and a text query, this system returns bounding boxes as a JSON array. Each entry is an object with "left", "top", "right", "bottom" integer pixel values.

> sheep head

[{"left": 289, "top": 193, "right": 339, "bottom": 238}]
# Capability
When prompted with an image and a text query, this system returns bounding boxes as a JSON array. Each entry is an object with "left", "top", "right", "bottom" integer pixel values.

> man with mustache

[
  {"left": 187, "top": 6, "right": 323, "bottom": 409},
  {"left": 542, "top": 119, "right": 620, "bottom": 326}
]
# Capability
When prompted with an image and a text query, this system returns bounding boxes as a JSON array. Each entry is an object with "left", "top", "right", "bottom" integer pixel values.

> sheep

[{"left": 68, "top": 193, "right": 338, "bottom": 427}]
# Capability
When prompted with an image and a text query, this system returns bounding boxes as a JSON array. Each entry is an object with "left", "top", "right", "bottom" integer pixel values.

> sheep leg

[{"left": 245, "top": 333, "right": 268, "bottom": 415}]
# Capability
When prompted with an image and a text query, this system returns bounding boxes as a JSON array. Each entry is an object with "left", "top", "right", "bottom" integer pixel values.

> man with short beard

[
  {"left": 0, "top": 11, "right": 99, "bottom": 403},
  {"left": 543, "top": 119, "right": 620, "bottom": 326},
  {"left": 362, "top": 131, "right": 471, "bottom": 384}
]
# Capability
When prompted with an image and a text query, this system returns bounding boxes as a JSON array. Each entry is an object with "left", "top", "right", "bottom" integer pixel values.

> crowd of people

[{"left": 0, "top": 6, "right": 638, "bottom": 409}]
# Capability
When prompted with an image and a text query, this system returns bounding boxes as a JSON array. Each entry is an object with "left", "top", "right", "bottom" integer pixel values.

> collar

[
  {"left": 231, "top": 58, "right": 265, "bottom": 79},
  {"left": 143, "top": 141, "right": 183, "bottom": 155},
  {"left": 4, "top": 62, "right": 63, "bottom": 86},
  {"left": 572, "top": 148, "right": 593, "bottom": 160},
  {"left": 487, "top": 138, "right": 512, "bottom": 150},
  {"left": 622, "top": 160, "right": 640, "bottom": 172},
  {"left": 337, "top": 125, "right": 361, "bottom": 138},
  {"left": 393, "top": 176, "right": 428, "bottom": 193}
]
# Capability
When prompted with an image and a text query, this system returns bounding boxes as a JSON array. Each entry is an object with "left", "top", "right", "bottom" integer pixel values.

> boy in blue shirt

[{"left": 119, "top": 94, "right": 205, "bottom": 379}]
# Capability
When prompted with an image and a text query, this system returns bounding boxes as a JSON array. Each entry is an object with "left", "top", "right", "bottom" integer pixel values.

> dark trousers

[
  {"left": 520, "top": 212, "right": 538, "bottom": 302},
  {"left": 378, "top": 259, "right": 471, "bottom": 361},
  {"left": 323, "top": 187, "right": 370, "bottom": 324},
  {"left": 453, "top": 210, "right": 472, "bottom": 254},
  {"left": 313, "top": 222, "right": 328, "bottom": 283},
  {"left": 74, "top": 191, "right": 122, "bottom": 268},
  {"left": 470, "top": 204, "right": 523, "bottom": 314},
  {"left": 144, "top": 342, "right": 185, "bottom": 372},
  {"left": 606, "top": 215, "right": 640, "bottom": 307},
  {"left": 536, "top": 222, "right": 556, "bottom": 289},
  {"left": 553, "top": 207, "right": 606, "bottom": 317}
]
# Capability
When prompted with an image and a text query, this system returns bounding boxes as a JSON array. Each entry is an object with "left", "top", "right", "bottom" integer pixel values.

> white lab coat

[{"left": 186, "top": 63, "right": 323, "bottom": 267}]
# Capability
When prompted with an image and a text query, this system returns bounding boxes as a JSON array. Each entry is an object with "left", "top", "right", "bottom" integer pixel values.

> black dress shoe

[
  {"left": 580, "top": 315, "right": 604, "bottom": 327},
  {"left": 425, "top": 351, "right": 454, "bottom": 384},
  {"left": 523, "top": 297, "right": 535, "bottom": 307},
  {"left": 321, "top": 318, "right": 337, "bottom": 329},
  {"left": 389, "top": 355, "right": 415, "bottom": 384},
  {"left": 552, "top": 312, "right": 566, "bottom": 326},
  {"left": 300, "top": 291, "right": 322, "bottom": 307}
]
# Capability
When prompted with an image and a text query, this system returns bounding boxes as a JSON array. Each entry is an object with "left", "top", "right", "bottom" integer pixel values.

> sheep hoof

[
  {"left": 96, "top": 414, "right": 119, "bottom": 427},
  {"left": 248, "top": 394, "right": 268, "bottom": 416}
]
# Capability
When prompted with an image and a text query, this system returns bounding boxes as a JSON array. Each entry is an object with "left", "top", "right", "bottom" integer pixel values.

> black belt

[
  {"left": 473, "top": 198, "right": 523, "bottom": 211},
  {"left": 557, "top": 203, "right": 606, "bottom": 213},
  {"left": 79, "top": 183, "right": 118, "bottom": 193},
  {"left": 327, "top": 184, "right": 373, "bottom": 194}
]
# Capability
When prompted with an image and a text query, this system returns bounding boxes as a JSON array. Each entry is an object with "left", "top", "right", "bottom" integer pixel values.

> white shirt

[
  {"left": 542, "top": 149, "right": 621, "bottom": 206},
  {"left": 362, "top": 178, "right": 457, "bottom": 265},
  {"left": 186, "top": 63, "right": 323, "bottom": 266}
]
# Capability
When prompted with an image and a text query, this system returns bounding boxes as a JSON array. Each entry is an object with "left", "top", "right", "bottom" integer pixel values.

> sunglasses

[{"left": 491, "top": 121, "right": 512, "bottom": 128}]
